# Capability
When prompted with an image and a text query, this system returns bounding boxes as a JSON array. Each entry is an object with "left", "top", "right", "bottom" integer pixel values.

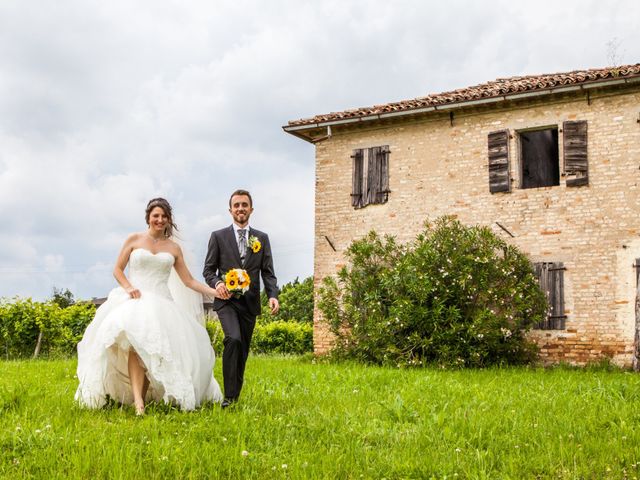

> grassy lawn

[{"left": 1, "top": 356, "right": 640, "bottom": 479}]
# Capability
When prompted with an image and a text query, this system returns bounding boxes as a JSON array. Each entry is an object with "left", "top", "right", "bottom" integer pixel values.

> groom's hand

[
  {"left": 215, "top": 281, "right": 231, "bottom": 300},
  {"left": 268, "top": 298, "right": 279, "bottom": 315}
]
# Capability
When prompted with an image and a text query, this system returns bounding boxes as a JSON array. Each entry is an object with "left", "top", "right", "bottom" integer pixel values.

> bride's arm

[
  {"left": 113, "top": 234, "right": 141, "bottom": 298},
  {"left": 173, "top": 247, "right": 230, "bottom": 299}
]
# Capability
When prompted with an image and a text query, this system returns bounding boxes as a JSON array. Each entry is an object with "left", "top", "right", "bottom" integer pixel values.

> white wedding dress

[{"left": 75, "top": 248, "right": 222, "bottom": 410}]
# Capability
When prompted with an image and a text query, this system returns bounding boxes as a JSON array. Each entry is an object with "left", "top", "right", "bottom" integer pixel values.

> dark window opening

[{"left": 520, "top": 128, "right": 559, "bottom": 189}]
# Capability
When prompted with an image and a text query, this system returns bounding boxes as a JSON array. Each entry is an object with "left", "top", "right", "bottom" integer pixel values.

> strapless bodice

[{"left": 128, "top": 248, "right": 175, "bottom": 298}]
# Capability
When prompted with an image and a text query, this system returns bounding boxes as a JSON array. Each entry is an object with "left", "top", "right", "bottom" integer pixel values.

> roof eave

[{"left": 283, "top": 75, "right": 640, "bottom": 143}]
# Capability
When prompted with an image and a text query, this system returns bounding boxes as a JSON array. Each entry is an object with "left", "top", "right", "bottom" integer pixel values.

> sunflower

[
  {"left": 225, "top": 270, "right": 240, "bottom": 290},
  {"left": 224, "top": 268, "right": 251, "bottom": 296},
  {"left": 249, "top": 235, "right": 261, "bottom": 253}
]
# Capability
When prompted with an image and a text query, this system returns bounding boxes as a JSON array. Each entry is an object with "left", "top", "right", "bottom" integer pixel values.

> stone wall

[{"left": 312, "top": 86, "right": 640, "bottom": 366}]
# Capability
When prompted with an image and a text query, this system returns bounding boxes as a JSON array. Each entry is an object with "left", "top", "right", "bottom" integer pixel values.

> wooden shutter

[
  {"left": 534, "top": 262, "right": 566, "bottom": 330},
  {"left": 563, "top": 120, "right": 588, "bottom": 187},
  {"left": 371, "top": 145, "right": 390, "bottom": 204},
  {"left": 365, "top": 147, "right": 377, "bottom": 206},
  {"left": 353, "top": 146, "right": 390, "bottom": 208},
  {"left": 635, "top": 259, "right": 640, "bottom": 371},
  {"left": 488, "top": 130, "right": 511, "bottom": 193},
  {"left": 351, "top": 149, "right": 364, "bottom": 208}
]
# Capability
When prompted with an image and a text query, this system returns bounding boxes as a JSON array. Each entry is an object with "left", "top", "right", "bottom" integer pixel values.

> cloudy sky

[{"left": 0, "top": 0, "right": 638, "bottom": 300}]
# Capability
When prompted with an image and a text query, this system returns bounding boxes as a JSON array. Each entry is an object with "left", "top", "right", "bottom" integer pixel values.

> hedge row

[
  {"left": 0, "top": 297, "right": 313, "bottom": 359},
  {"left": 206, "top": 319, "right": 313, "bottom": 356},
  {"left": 0, "top": 298, "right": 95, "bottom": 359}
]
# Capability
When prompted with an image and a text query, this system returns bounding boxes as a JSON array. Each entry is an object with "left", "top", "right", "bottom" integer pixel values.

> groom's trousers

[{"left": 217, "top": 301, "right": 256, "bottom": 400}]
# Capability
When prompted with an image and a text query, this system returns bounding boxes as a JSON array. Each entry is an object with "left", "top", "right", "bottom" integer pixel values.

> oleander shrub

[{"left": 318, "top": 216, "right": 548, "bottom": 368}]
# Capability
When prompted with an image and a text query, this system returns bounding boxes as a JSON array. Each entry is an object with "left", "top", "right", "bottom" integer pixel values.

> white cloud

[{"left": 0, "top": 0, "right": 638, "bottom": 299}]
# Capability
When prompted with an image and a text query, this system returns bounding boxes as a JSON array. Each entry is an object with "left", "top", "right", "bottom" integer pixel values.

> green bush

[
  {"left": 0, "top": 298, "right": 95, "bottom": 359},
  {"left": 206, "top": 318, "right": 313, "bottom": 355},
  {"left": 318, "top": 216, "right": 548, "bottom": 368},
  {"left": 259, "top": 276, "right": 314, "bottom": 323},
  {"left": 0, "top": 295, "right": 313, "bottom": 360}
]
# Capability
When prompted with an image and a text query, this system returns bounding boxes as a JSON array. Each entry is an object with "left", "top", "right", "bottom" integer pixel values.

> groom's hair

[{"left": 229, "top": 189, "right": 253, "bottom": 207}]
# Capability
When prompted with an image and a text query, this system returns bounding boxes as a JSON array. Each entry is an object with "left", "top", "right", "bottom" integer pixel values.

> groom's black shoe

[{"left": 221, "top": 398, "right": 237, "bottom": 409}]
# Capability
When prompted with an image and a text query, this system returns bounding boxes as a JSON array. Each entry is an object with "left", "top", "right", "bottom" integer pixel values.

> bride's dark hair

[{"left": 145, "top": 197, "right": 178, "bottom": 238}]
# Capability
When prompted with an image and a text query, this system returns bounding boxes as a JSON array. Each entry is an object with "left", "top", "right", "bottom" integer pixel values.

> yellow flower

[
  {"left": 225, "top": 270, "right": 239, "bottom": 290},
  {"left": 249, "top": 235, "right": 261, "bottom": 253},
  {"left": 224, "top": 268, "right": 250, "bottom": 295}
]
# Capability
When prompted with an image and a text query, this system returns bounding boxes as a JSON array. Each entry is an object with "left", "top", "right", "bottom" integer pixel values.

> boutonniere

[{"left": 248, "top": 235, "right": 261, "bottom": 253}]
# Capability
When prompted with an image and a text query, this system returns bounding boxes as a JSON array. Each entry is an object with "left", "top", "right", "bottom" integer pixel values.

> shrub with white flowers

[{"left": 318, "top": 216, "right": 547, "bottom": 367}]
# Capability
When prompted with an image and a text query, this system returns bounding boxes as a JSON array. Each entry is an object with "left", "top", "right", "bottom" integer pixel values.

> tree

[
  {"left": 260, "top": 276, "right": 314, "bottom": 323},
  {"left": 51, "top": 287, "right": 75, "bottom": 308}
]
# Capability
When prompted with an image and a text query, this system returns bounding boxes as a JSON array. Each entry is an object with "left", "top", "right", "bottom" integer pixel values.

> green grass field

[{"left": 1, "top": 356, "right": 640, "bottom": 479}]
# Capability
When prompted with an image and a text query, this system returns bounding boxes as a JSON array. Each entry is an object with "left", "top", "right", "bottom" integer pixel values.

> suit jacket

[{"left": 203, "top": 225, "right": 279, "bottom": 316}]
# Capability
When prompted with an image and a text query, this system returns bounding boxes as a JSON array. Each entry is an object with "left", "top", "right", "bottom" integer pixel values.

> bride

[{"left": 75, "top": 198, "right": 229, "bottom": 414}]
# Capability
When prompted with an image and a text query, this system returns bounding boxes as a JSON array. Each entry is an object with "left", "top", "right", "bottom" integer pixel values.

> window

[
  {"left": 520, "top": 127, "right": 560, "bottom": 189},
  {"left": 534, "top": 262, "right": 566, "bottom": 330},
  {"left": 351, "top": 145, "right": 390, "bottom": 208},
  {"left": 487, "top": 120, "right": 588, "bottom": 193}
]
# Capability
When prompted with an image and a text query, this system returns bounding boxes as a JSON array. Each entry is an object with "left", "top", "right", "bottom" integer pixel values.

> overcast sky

[{"left": 0, "top": 0, "right": 638, "bottom": 300}]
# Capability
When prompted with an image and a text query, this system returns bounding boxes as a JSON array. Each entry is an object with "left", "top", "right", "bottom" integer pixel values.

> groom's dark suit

[{"left": 203, "top": 225, "right": 278, "bottom": 400}]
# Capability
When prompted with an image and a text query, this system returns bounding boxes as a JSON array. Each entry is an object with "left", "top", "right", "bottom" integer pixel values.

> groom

[{"left": 203, "top": 189, "right": 279, "bottom": 408}]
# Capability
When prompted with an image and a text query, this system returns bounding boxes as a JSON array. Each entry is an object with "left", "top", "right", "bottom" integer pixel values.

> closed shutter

[
  {"left": 635, "top": 259, "right": 640, "bottom": 371},
  {"left": 373, "top": 145, "right": 390, "bottom": 204},
  {"left": 351, "top": 149, "right": 364, "bottom": 208},
  {"left": 563, "top": 120, "right": 588, "bottom": 187},
  {"left": 534, "top": 262, "right": 566, "bottom": 330},
  {"left": 352, "top": 146, "right": 390, "bottom": 208},
  {"left": 365, "top": 146, "right": 378, "bottom": 206},
  {"left": 488, "top": 130, "right": 511, "bottom": 193}
]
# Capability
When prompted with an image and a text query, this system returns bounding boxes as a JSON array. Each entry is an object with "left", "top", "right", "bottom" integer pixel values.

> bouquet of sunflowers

[{"left": 224, "top": 268, "right": 251, "bottom": 298}]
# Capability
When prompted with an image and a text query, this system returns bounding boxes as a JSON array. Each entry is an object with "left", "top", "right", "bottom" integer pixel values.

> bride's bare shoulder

[
  {"left": 120, "top": 232, "right": 146, "bottom": 250},
  {"left": 166, "top": 239, "right": 183, "bottom": 255}
]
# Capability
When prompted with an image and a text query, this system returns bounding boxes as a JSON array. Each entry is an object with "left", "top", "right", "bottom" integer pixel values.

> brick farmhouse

[{"left": 284, "top": 64, "right": 640, "bottom": 366}]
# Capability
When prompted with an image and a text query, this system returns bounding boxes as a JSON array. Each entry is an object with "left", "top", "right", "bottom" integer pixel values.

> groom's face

[{"left": 229, "top": 194, "right": 253, "bottom": 226}]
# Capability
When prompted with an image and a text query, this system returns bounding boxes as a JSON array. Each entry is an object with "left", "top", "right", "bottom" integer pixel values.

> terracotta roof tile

[{"left": 287, "top": 64, "right": 640, "bottom": 127}]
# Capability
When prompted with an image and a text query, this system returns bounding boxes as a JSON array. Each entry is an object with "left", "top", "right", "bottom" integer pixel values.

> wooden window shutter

[
  {"left": 487, "top": 130, "right": 511, "bottom": 193},
  {"left": 352, "top": 146, "right": 390, "bottom": 208},
  {"left": 370, "top": 145, "right": 390, "bottom": 205},
  {"left": 534, "top": 262, "right": 566, "bottom": 330},
  {"left": 365, "top": 147, "right": 377, "bottom": 206},
  {"left": 563, "top": 120, "right": 588, "bottom": 187},
  {"left": 351, "top": 149, "right": 364, "bottom": 208}
]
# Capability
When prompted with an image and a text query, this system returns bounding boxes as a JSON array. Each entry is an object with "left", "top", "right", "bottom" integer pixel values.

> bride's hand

[
  {"left": 214, "top": 282, "right": 231, "bottom": 300},
  {"left": 126, "top": 286, "right": 141, "bottom": 299}
]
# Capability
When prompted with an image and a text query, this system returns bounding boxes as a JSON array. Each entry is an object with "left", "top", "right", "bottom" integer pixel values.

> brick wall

[{"left": 312, "top": 87, "right": 640, "bottom": 366}]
